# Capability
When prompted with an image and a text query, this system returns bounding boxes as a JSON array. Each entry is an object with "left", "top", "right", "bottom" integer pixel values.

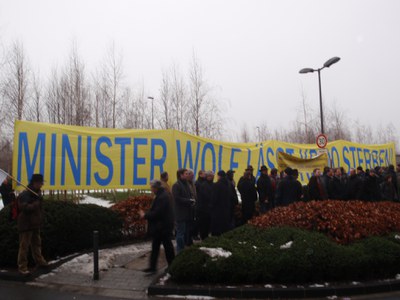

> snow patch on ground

[
  {"left": 309, "top": 283, "right": 325, "bottom": 288},
  {"left": 159, "top": 273, "right": 171, "bottom": 286},
  {"left": 396, "top": 274, "right": 400, "bottom": 280},
  {"left": 264, "top": 284, "right": 273, "bottom": 288},
  {"left": 199, "top": 247, "right": 232, "bottom": 258},
  {"left": 395, "top": 235, "right": 400, "bottom": 240},
  {"left": 79, "top": 195, "right": 113, "bottom": 208},
  {"left": 50, "top": 242, "right": 151, "bottom": 275},
  {"left": 351, "top": 281, "right": 360, "bottom": 285},
  {"left": 279, "top": 241, "right": 293, "bottom": 249},
  {"left": 0, "top": 202, "right": 3, "bottom": 210},
  {"left": 326, "top": 296, "right": 338, "bottom": 300}
]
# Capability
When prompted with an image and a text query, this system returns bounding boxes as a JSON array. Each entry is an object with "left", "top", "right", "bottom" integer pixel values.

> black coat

[
  {"left": 381, "top": 181, "right": 396, "bottom": 201},
  {"left": 275, "top": 176, "right": 302, "bottom": 207},
  {"left": 210, "top": 178, "right": 232, "bottom": 236},
  {"left": 329, "top": 176, "right": 344, "bottom": 200},
  {"left": 145, "top": 188, "right": 174, "bottom": 237},
  {"left": 196, "top": 180, "right": 214, "bottom": 215},
  {"left": 238, "top": 176, "right": 258, "bottom": 205},
  {"left": 362, "top": 175, "right": 381, "bottom": 201},
  {"left": 345, "top": 175, "right": 363, "bottom": 200},
  {"left": 256, "top": 174, "right": 272, "bottom": 203},
  {"left": 0, "top": 181, "right": 13, "bottom": 206},
  {"left": 172, "top": 179, "right": 193, "bottom": 222},
  {"left": 308, "top": 176, "right": 327, "bottom": 200}
]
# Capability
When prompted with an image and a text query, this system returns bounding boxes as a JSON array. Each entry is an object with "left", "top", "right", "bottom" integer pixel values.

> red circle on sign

[{"left": 316, "top": 134, "right": 328, "bottom": 149}]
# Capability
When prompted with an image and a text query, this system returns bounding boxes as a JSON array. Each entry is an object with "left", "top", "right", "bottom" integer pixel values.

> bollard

[{"left": 93, "top": 230, "right": 99, "bottom": 280}]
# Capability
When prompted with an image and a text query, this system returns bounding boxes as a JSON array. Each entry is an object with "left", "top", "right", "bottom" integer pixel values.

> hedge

[
  {"left": 250, "top": 200, "right": 400, "bottom": 244},
  {"left": 0, "top": 200, "right": 123, "bottom": 267},
  {"left": 169, "top": 226, "right": 400, "bottom": 284}
]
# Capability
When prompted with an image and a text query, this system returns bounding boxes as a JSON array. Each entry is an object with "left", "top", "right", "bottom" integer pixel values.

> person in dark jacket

[
  {"left": 269, "top": 168, "right": 280, "bottom": 208},
  {"left": 275, "top": 168, "right": 302, "bottom": 207},
  {"left": 140, "top": 180, "right": 175, "bottom": 273},
  {"left": 308, "top": 168, "right": 327, "bottom": 200},
  {"left": 210, "top": 171, "right": 232, "bottom": 236},
  {"left": 196, "top": 171, "right": 214, "bottom": 240},
  {"left": 227, "top": 170, "right": 239, "bottom": 227},
  {"left": 256, "top": 165, "right": 272, "bottom": 213},
  {"left": 381, "top": 174, "right": 396, "bottom": 201},
  {"left": 238, "top": 168, "right": 258, "bottom": 224},
  {"left": 321, "top": 167, "right": 332, "bottom": 195},
  {"left": 388, "top": 165, "right": 398, "bottom": 200},
  {"left": 345, "top": 168, "right": 363, "bottom": 200},
  {"left": 329, "top": 168, "right": 345, "bottom": 200},
  {"left": 361, "top": 169, "right": 381, "bottom": 201},
  {"left": 0, "top": 177, "right": 14, "bottom": 207},
  {"left": 17, "top": 174, "right": 48, "bottom": 275},
  {"left": 172, "top": 169, "right": 194, "bottom": 253}
]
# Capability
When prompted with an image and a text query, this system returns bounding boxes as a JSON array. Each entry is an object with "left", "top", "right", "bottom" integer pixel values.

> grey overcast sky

[{"left": 1, "top": 0, "right": 399, "bottom": 143}]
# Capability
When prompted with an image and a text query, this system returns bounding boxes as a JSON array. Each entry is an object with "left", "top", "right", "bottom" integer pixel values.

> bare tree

[
  {"left": 239, "top": 124, "right": 251, "bottom": 143},
  {"left": 325, "top": 102, "right": 352, "bottom": 141},
  {"left": 170, "top": 64, "right": 188, "bottom": 131},
  {"left": 2, "top": 40, "right": 30, "bottom": 128},
  {"left": 105, "top": 42, "right": 123, "bottom": 128},
  {"left": 158, "top": 69, "right": 172, "bottom": 129},
  {"left": 354, "top": 120, "right": 374, "bottom": 144},
  {"left": 30, "top": 70, "right": 42, "bottom": 122},
  {"left": 188, "top": 53, "right": 223, "bottom": 139}
]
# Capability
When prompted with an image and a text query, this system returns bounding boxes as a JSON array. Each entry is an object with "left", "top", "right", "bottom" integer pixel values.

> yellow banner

[
  {"left": 277, "top": 151, "right": 329, "bottom": 179},
  {"left": 12, "top": 120, "right": 397, "bottom": 190}
]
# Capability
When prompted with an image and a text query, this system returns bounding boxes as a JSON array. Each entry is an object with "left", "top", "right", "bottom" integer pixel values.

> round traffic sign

[{"left": 316, "top": 134, "right": 328, "bottom": 149}]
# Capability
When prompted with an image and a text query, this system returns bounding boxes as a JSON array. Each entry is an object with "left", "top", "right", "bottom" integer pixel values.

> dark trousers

[
  {"left": 197, "top": 212, "right": 211, "bottom": 240},
  {"left": 150, "top": 234, "right": 175, "bottom": 270}
]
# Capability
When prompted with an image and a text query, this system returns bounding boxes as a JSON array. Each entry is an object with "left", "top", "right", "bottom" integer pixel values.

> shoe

[
  {"left": 19, "top": 270, "right": 31, "bottom": 276},
  {"left": 142, "top": 267, "right": 156, "bottom": 273}
]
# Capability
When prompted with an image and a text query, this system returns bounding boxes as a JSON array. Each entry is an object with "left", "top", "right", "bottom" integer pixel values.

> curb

[{"left": 148, "top": 278, "right": 400, "bottom": 299}]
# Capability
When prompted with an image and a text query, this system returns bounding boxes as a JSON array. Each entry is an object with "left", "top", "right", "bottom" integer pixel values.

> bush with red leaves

[
  {"left": 111, "top": 195, "right": 153, "bottom": 239},
  {"left": 250, "top": 200, "right": 400, "bottom": 244}
]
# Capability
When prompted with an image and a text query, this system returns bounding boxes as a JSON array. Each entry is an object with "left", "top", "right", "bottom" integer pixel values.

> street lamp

[
  {"left": 299, "top": 56, "right": 340, "bottom": 134},
  {"left": 256, "top": 126, "right": 260, "bottom": 142},
  {"left": 147, "top": 96, "right": 154, "bottom": 129}
]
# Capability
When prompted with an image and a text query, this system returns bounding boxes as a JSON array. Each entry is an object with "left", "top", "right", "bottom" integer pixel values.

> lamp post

[
  {"left": 147, "top": 96, "right": 154, "bottom": 129},
  {"left": 256, "top": 126, "right": 260, "bottom": 142},
  {"left": 299, "top": 57, "right": 340, "bottom": 134}
]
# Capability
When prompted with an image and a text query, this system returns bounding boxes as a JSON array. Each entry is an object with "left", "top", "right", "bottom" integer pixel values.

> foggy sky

[{"left": 1, "top": 0, "right": 399, "bottom": 143}]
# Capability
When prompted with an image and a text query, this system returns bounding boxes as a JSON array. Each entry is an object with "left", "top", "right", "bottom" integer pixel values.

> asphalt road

[
  {"left": 3, "top": 280, "right": 400, "bottom": 300},
  {"left": 0, "top": 281, "right": 129, "bottom": 300}
]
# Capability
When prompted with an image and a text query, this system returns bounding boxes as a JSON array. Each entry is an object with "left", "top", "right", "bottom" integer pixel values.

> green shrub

[
  {"left": 0, "top": 200, "right": 123, "bottom": 267},
  {"left": 169, "top": 225, "right": 400, "bottom": 284}
]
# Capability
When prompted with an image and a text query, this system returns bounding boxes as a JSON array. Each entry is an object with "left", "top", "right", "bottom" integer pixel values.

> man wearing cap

[
  {"left": 17, "top": 174, "right": 48, "bottom": 275},
  {"left": 140, "top": 180, "right": 175, "bottom": 273},
  {"left": 257, "top": 166, "right": 272, "bottom": 213}
]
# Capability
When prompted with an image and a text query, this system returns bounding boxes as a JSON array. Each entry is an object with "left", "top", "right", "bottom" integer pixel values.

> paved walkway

[{"left": 29, "top": 242, "right": 167, "bottom": 299}]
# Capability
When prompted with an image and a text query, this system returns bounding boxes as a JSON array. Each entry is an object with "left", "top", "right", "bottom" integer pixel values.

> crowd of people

[
  {"left": 139, "top": 163, "right": 400, "bottom": 272},
  {"left": 2, "top": 163, "right": 400, "bottom": 275}
]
